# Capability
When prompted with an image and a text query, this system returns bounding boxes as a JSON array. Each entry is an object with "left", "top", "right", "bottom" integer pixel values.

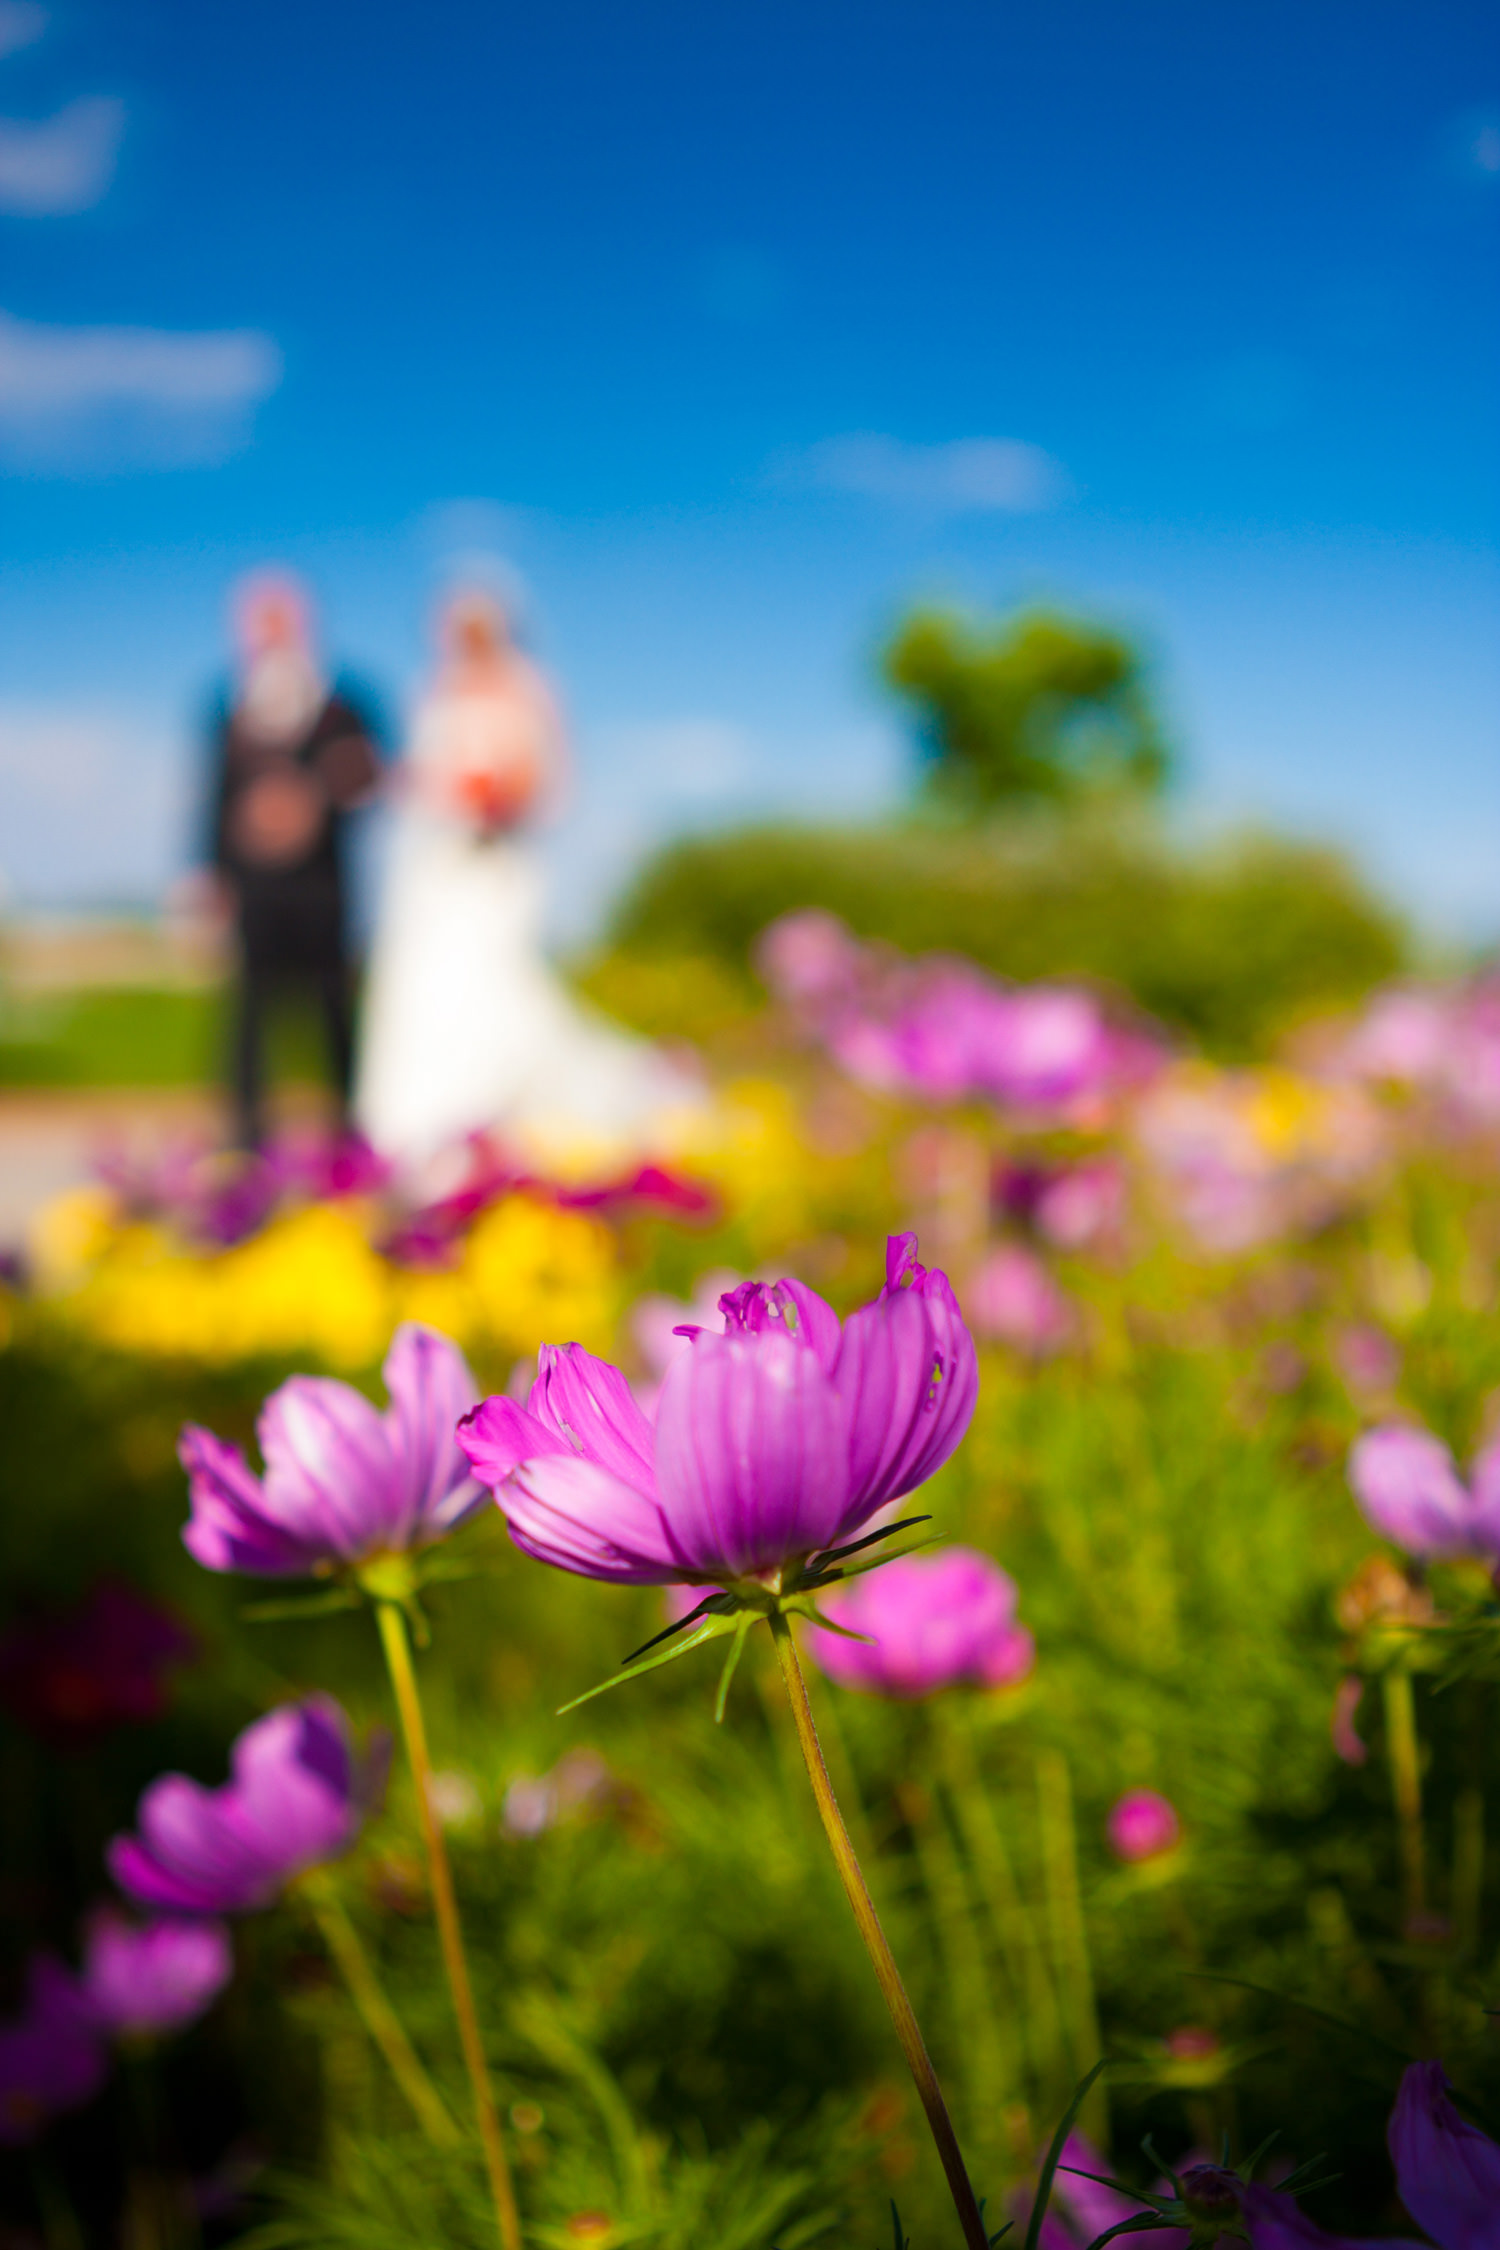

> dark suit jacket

[{"left": 209, "top": 687, "right": 381, "bottom": 974}]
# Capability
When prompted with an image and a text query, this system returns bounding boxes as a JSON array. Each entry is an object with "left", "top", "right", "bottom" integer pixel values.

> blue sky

[{"left": 0, "top": 0, "right": 1495, "bottom": 940}]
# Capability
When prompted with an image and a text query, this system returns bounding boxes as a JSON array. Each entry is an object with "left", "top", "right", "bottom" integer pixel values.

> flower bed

[{"left": 3, "top": 942, "right": 1500, "bottom": 2244}]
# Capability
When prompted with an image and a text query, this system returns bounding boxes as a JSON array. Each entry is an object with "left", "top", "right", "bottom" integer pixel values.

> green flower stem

[
  {"left": 1035, "top": 1750, "right": 1106, "bottom": 2146},
  {"left": 906, "top": 1776, "right": 1009, "bottom": 2139},
  {"left": 939, "top": 1708, "right": 1065, "bottom": 2103},
  {"left": 302, "top": 1868, "right": 460, "bottom": 2147},
  {"left": 1382, "top": 1668, "right": 1427, "bottom": 1932},
  {"left": 769, "top": 1611, "right": 989, "bottom": 2250},
  {"left": 374, "top": 1600, "right": 522, "bottom": 2250}
]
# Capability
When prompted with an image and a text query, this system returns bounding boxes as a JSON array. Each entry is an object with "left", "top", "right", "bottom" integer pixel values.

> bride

[{"left": 356, "top": 590, "right": 694, "bottom": 1175}]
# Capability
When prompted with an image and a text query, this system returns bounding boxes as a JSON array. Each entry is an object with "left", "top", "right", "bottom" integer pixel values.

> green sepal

[
  {"left": 782, "top": 1598, "right": 875, "bottom": 1644},
  {"left": 556, "top": 1609, "right": 743, "bottom": 1715},
  {"left": 240, "top": 1585, "right": 361, "bottom": 1625},
  {"left": 1080, "top": 2215, "right": 1194, "bottom": 2250},
  {"left": 1236, "top": 2130, "right": 1279, "bottom": 2181},
  {"left": 410, "top": 1549, "right": 481, "bottom": 1589},
  {"left": 619, "top": 1590, "right": 739, "bottom": 1668},
  {"left": 1065, "top": 2170, "right": 1176, "bottom": 2216},
  {"left": 790, "top": 1525, "right": 942, "bottom": 1592},
  {"left": 1273, "top": 2156, "right": 1338, "bottom": 2198},
  {"left": 792, "top": 1516, "right": 931, "bottom": 1581},
  {"left": 1025, "top": 2059, "right": 1109, "bottom": 2250},
  {"left": 713, "top": 1612, "right": 755, "bottom": 1723}
]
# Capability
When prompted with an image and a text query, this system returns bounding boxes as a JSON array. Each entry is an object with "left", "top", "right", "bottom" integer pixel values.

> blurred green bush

[{"left": 607, "top": 813, "right": 1409, "bottom": 1053}]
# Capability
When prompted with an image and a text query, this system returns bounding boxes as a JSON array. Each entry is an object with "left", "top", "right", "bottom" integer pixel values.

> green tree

[{"left": 882, "top": 607, "right": 1170, "bottom": 807}]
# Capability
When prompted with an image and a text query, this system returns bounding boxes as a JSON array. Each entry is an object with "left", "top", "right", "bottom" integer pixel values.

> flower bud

[
  {"left": 1107, "top": 1788, "right": 1180, "bottom": 1862},
  {"left": 1178, "top": 2163, "right": 1242, "bottom": 2223}
]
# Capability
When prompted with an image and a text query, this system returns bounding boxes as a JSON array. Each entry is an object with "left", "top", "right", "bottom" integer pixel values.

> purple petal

[
  {"left": 652, "top": 1331, "right": 852, "bottom": 1579},
  {"left": 886, "top": 1234, "right": 921, "bottom": 1290},
  {"left": 108, "top": 1698, "right": 364, "bottom": 1916},
  {"left": 717, "top": 1279, "right": 842, "bottom": 1372},
  {"left": 1347, "top": 1426, "right": 1481, "bottom": 1560},
  {"left": 529, "top": 1343, "right": 659, "bottom": 1486},
  {"left": 501, "top": 1452, "right": 683, "bottom": 1583},
  {"left": 1241, "top": 2184, "right": 1423, "bottom": 2249},
  {"left": 1388, "top": 2059, "right": 1500, "bottom": 2250},
  {"left": 107, "top": 1825, "right": 241, "bottom": 1916},
  {"left": 380, "top": 1322, "right": 484, "bottom": 1541},
  {"left": 82, "top": 1912, "right": 232, "bottom": 2039},
  {"left": 257, "top": 1376, "right": 400, "bottom": 1563},
  {"left": 835, "top": 1266, "right": 978, "bottom": 1521},
  {"left": 459, "top": 1394, "right": 572, "bottom": 1490},
  {"left": 179, "top": 1426, "right": 328, "bottom": 1578}
]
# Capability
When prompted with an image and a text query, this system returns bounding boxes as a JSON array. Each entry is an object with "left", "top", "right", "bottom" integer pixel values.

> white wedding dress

[{"left": 355, "top": 654, "right": 695, "bottom": 1176}]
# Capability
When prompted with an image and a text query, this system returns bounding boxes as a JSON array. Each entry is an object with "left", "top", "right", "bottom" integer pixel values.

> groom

[{"left": 205, "top": 573, "right": 383, "bottom": 1150}]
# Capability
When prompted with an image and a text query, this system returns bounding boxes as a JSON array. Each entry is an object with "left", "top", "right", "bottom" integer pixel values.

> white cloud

[
  {"left": 0, "top": 3, "right": 47, "bottom": 64},
  {"left": 0, "top": 93, "right": 123, "bottom": 214},
  {"left": 0, "top": 701, "right": 184, "bottom": 906},
  {"left": 0, "top": 310, "right": 283, "bottom": 468},
  {"left": 790, "top": 431, "right": 1066, "bottom": 513}
]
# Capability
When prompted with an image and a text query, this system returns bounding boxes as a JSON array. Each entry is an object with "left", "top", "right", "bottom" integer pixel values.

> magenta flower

[
  {"left": 0, "top": 1956, "right": 108, "bottom": 2146},
  {"left": 81, "top": 1910, "right": 233, "bottom": 2041},
  {"left": 1107, "top": 1789, "right": 1180, "bottom": 1862},
  {"left": 1047, "top": 2132, "right": 1180, "bottom": 2250},
  {"left": 808, "top": 1549, "right": 1033, "bottom": 1698},
  {"left": 1241, "top": 2185, "right": 1424, "bottom": 2250},
  {"left": 1387, "top": 2059, "right": 1500, "bottom": 2250},
  {"left": 756, "top": 908, "right": 868, "bottom": 1014},
  {"left": 966, "top": 1242, "right": 1075, "bottom": 1355},
  {"left": 0, "top": 1579, "right": 195, "bottom": 1750},
  {"left": 1032, "top": 1159, "right": 1124, "bottom": 1250},
  {"left": 180, "top": 1321, "right": 483, "bottom": 1577},
  {"left": 459, "top": 1234, "right": 977, "bottom": 1588},
  {"left": 108, "top": 1696, "right": 383, "bottom": 1915},
  {"left": 1347, "top": 1424, "right": 1500, "bottom": 1563}
]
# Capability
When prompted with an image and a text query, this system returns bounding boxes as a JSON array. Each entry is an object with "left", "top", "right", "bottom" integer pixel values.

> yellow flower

[
  {"left": 63, "top": 1205, "right": 393, "bottom": 1369},
  {"left": 461, "top": 1192, "right": 620, "bottom": 1358},
  {"left": 27, "top": 1184, "right": 120, "bottom": 1288},
  {"left": 667, "top": 1077, "right": 819, "bottom": 1247}
]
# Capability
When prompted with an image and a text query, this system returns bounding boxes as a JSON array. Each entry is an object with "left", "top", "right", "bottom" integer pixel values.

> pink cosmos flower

[
  {"left": 1347, "top": 1424, "right": 1500, "bottom": 1563},
  {"left": 965, "top": 1242, "right": 1075, "bottom": 1355},
  {"left": 756, "top": 909, "right": 868, "bottom": 1014},
  {"left": 0, "top": 1956, "right": 108, "bottom": 2146},
  {"left": 81, "top": 1911, "right": 232, "bottom": 2040},
  {"left": 459, "top": 1234, "right": 978, "bottom": 1587},
  {"left": 180, "top": 1322, "right": 484, "bottom": 1577},
  {"left": 1107, "top": 1789, "right": 1180, "bottom": 1862},
  {"left": 108, "top": 1696, "right": 384, "bottom": 1916},
  {"left": 757, "top": 912, "right": 1163, "bottom": 1119},
  {"left": 807, "top": 1548, "right": 1033, "bottom": 1698},
  {"left": 1034, "top": 1160, "right": 1124, "bottom": 1250}
]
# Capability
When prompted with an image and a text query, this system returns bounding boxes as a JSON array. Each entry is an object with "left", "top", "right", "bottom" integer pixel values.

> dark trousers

[{"left": 230, "top": 957, "right": 356, "bottom": 1151}]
